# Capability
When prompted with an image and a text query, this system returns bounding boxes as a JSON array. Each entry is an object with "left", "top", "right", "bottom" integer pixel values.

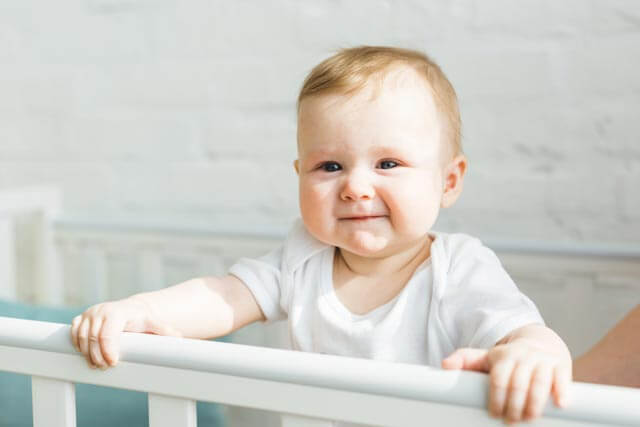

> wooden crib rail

[{"left": 1, "top": 317, "right": 638, "bottom": 427}]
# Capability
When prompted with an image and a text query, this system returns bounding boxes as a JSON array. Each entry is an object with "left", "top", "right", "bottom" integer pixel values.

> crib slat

[
  {"left": 0, "top": 216, "right": 16, "bottom": 300},
  {"left": 148, "top": 393, "right": 196, "bottom": 427},
  {"left": 32, "top": 376, "right": 76, "bottom": 427},
  {"left": 139, "top": 250, "right": 165, "bottom": 292},
  {"left": 281, "top": 414, "right": 334, "bottom": 427},
  {"left": 83, "top": 247, "right": 108, "bottom": 303},
  {"left": 33, "top": 211, "right": 63, "bottom": 305}
]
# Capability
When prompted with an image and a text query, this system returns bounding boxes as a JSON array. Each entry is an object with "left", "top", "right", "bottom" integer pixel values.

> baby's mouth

[{"left": 341, "top": 215, "right": 386, "bottom": 221}]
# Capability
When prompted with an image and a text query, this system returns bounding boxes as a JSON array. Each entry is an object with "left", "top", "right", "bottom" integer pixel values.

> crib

[{"left": 1, "top": 186, "right": 639, "bottom": 427}]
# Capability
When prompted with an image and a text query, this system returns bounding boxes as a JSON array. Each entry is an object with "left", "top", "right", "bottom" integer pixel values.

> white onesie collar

[{"left": 282, "top": 219, "right": 331, "bottom": 273}]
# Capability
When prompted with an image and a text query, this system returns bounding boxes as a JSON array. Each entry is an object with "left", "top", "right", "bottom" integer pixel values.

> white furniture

[{"left": 1, "top": 316, "right": 639, "bottom": 427}]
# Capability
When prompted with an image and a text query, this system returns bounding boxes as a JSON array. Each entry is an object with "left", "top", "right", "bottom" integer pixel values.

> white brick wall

[
  {"left": 0, "top": 1, "right": 638, "bottom": 245},
  {"left": 2, "top": 1, "right": 639, "bottom": 244}
]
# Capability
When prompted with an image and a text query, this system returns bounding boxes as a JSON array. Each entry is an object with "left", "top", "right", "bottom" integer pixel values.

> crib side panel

[
  {"left": 0, "top": 216, "right": 16, "bottom": 300},
  {"left": 148, "top": 393, "right": 196, "bottom": 427},
  {"left": 32, "top": 376, "right": 76, "bottom": 427}
]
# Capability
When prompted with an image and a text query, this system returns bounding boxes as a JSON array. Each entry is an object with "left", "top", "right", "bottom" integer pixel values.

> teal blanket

[{"left": 0, "top": 299, "right": 226, "bottom": 427}]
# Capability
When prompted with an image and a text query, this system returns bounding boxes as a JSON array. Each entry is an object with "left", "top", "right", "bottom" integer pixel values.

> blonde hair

[{"left": 297, "top": 46, "right": 462, "bottom": 155}]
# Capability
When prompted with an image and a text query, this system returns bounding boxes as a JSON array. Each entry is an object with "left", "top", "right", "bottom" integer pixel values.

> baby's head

[{"left": 294, "top": 46, "right": 467, "bottom": 258}]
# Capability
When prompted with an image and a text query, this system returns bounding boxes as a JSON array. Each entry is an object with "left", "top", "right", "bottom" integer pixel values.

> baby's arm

[
  {"left": 70, "top": 275, "right": 264, "bottom": 369},
  {"left": 442, "top": 324, "right": 572, "bottom": 424}
]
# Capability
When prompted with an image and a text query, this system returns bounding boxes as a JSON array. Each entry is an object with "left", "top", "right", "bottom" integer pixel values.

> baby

[{"left": 71, "top": 46, "right": 572, "bottom": 424}]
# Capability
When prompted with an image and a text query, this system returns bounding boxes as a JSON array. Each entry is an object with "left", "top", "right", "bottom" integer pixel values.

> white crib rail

[{"left": 1, "top": 317, "right": 639, "bottom": 427}]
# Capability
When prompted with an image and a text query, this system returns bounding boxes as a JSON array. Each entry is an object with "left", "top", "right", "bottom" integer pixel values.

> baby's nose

[{"left": 340, "top": 171, "right": 375, "bottom": 201}]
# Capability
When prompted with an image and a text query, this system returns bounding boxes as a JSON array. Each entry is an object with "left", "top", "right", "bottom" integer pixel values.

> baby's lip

[{"left": 340, "top": 214, "right": 387, "bottom": 220}]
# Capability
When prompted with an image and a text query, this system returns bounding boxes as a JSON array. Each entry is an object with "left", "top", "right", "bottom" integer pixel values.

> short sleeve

[
  {"left": 228, "top": 245, "right": 287, "bottom": 322},
  {"left": 439, "top": 237, "right": 544, "bottom": 349}
]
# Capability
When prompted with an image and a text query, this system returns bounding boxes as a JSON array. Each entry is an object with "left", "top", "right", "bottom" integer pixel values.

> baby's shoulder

[
  {"left": 431, "top": 231, "right": 503, "bottom": 279},
  {"left": 280, "top": 219, "right": 331, "bottom": 272},
  {"left": 432, "top": 231, "right": 485, "bottom": 261}
]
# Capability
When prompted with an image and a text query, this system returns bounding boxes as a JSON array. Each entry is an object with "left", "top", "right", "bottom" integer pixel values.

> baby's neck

[{"left": 337, "top": 234, "right": 433, "bottom": 278}]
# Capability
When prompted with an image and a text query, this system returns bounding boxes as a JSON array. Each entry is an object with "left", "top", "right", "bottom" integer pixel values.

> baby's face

[{"left": 295, "top": 68, "right": 452, "bottom": 258}]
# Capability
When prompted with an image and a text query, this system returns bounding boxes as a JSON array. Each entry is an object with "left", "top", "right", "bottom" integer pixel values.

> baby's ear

[
  {"left": 441, "top": 155, "right": 467, "bottom": 208},
  {"left": 293, "top": 159, "right": 300, "bottom": 175}
]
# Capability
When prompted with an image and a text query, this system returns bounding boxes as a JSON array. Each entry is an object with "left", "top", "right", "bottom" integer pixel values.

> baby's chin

[
  {"left": 305, "top": 224, "right": 392, "bottom": 257},
  {"left": 339, "top": 230, "right": 390, "bottom": 257}
]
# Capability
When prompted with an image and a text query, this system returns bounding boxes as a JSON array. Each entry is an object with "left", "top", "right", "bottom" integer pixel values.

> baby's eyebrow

[
  {"left": 301, "top": 145, "right": 412, "bottom": 160},
  {"left": 306, "top": 149, "right": 334, "bottom": 156},
  {"left": 300, "top": 149, "right": 338, "bottom": 160},
  {"left": 368, "top": 144, "right": 413, "bottom": 157}
]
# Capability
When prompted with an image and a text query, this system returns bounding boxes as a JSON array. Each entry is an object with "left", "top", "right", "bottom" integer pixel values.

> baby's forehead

[
  {"left": 296, "top": 66, "right": 447, "bottom": 155},
  {"left": 356, "top": 66, "right": 433, "bottom": 100},
  {"left": 377, "top": 64, "right": 434, "bottom": 92},
  {"left": 298, "top": 73, "right": 440, "bottom": 134},
  {"left": 302, "top": 73, "right": 434, "bottom": 117}
]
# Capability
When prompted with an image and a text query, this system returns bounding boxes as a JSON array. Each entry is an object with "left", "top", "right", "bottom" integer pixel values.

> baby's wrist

[{"left": 124, "top": 295, "right": 158, "bottom": 330}]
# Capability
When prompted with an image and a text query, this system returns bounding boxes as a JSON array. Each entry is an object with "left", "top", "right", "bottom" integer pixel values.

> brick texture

[{"left": 1, "top": 0, "right": 639, "bottom": 245}]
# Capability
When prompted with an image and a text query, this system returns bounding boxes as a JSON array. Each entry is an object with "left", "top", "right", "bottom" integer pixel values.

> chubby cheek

[
  {"left": 385, "top": 177, "right": 442, "bottom": 236},
  {"left": 299, "top": 180, "right": 335, "bottom": 241}
]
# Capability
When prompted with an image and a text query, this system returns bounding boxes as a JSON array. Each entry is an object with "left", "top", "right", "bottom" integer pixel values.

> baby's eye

[
  {"left": 321, "top": 162, "right": 342, "bottom": 172},
  {"left": 378, "top": 160, "right": 398, "bottom": 169}
]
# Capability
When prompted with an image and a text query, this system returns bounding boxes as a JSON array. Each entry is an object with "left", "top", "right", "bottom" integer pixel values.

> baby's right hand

[{"left": 70, "top": 298, "right": 153, "bottom": 369}]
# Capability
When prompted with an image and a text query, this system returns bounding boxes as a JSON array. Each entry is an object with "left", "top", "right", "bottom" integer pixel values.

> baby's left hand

[{"left": 442, "top": 339, "right": 572, "bottom": 424}]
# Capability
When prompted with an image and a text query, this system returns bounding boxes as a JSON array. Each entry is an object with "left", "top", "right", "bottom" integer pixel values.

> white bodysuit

[{"left": 229, "top": 220, "right": 543, "bottom": 368}]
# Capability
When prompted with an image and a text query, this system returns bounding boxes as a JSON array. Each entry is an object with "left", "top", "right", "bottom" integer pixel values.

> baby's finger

[
  {"left": 77, "top": 318, "right": 90, "bottom": 356},
  {"left": 524, "top": 364, "right": 553, "bottom": 421},
  {"left": 488, "top": 360, "right": 514, "bottom": 418},
  {"left": 88, "top": 317, "right": 107, "bottom": 368},
  {"left": 552, "top": 363, "right": 572, "bottom": 408},
  {"left": 505, "top": 362, "right": 534, "bottom": 423},
  {"left": 77, "top": 319, "right": 96, "bottom": 368},
  {"left": 70, "top": 316, "right": 82, "bottom": 352},
  {"left": 442, "top": 348, "right": 489, "bottom": 372},
  {"left": 99, "top": 317, "right": 126, "bottom": 367}
]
